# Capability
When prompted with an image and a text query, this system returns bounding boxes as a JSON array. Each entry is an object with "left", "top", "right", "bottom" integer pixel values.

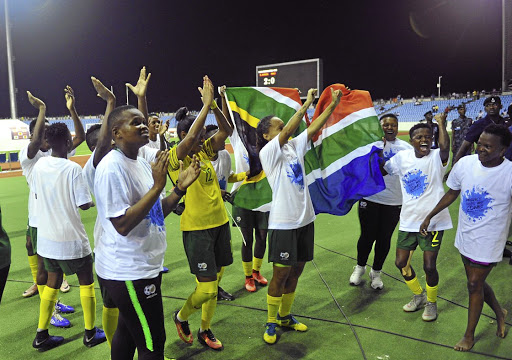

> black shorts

[
  {"left": 232, "top": 206, "right": 269, "bottom": 230},
  {"left": 268, "top": 222, "right": 314, "bottom": 266},
  {"left": 43, "top": 254, "right": 93, "bottom": 276}
]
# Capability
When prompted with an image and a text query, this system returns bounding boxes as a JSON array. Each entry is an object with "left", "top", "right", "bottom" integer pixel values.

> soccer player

[
  {"left": 256, "top": 87, "right": 342, "bottom": 344},
  {"left": 383, "top": 113, "right": 452, "bottom": 322},
  {"left": 170, "top": 76, "right": 233, "bottom": 351},
  {"left": 420, "top": 124, "right": 511, "bottom": 351},
  {"left": 0, "top": 205, "right": 10, "bottom": 304},
  {"left": 350, "top": 114, "right": 412, "bottom": 289},
  {"left": 30, "top": 122, "right": 105, "bottom": 350},
  {"left": 94, "top": 104, "right": 200, "bottom": 359}
]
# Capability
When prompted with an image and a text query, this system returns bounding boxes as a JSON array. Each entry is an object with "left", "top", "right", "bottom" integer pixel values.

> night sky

[{"left": 0, "top": 0, "right": 504, "bottom": 118}]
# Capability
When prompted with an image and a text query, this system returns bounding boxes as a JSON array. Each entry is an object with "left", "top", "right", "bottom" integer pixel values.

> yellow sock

[
  {"left": 63, "top": 274, "right": 66, "bottom": 281},
  {"left": 37, "top": 284, "right": 46, "bottom": 300},
  {"left": 201, "top": 279, "right": 218, "bottom": 331},
  {"left": 102, "top": 306, "right": 119, "bottom": 348},
  {"left": 279, "top": 292, "right": 296, "bottom": 318},
  {"left": 80, "top": 283, "right": 96, "bottom": 330},
  {"left": 217, "top": 267, "right": 225, "bottom": 284},
  {"left": 179, "top": 281, "right": 217, "bottom": 321},
  {"left": 28, "top": 255, "right": 38, "bottom": 284},
  {"left": 405, "top": 276, "right": 423, "bottom": 295},
  {"left": 426, "top": 284, "right": 438, "bottom": 303},
  {"left": 267, "top": 294, "right": 282, "bottom": 323},
  {"left": 253, "top": 257, "right": 263, "bottom": 272},
  {"left": 242, "top": 261, "right": 253, "bottom": 277},
  {"left": 38, "top": 286, "right": 58, "bottom": 330}
]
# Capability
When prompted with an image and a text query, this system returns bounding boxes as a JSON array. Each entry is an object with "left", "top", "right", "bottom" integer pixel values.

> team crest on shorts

[
  {"left": 359, "top": 201, "right": 367, "bottom": 209},
  {"left": 280, "top": 252, "right": 290, "bottom": 261},
  {"left": 198, "top": 262, "right": 207, "bottom": 271},
  {"left": 144, "top": 284, "right": 157, "bottom": 299},
  {"left": 236, "top": 216, "right": 242, "bottom": 222}
]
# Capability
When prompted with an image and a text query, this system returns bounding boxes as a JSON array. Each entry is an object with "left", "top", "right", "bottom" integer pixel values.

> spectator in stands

[
  {"left": 424, "top": 111, "right": 439, "bottom": 149},
  {"left": 451, "top": 104, "right": 473, "bottom": 165}
]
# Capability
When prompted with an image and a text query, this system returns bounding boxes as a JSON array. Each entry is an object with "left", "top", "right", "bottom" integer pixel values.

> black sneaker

[
  {"left": 504, "top": 248, "right": 512, "bottom": 258},
  {"left": 33, "top": 330, "right": 64, "bottom": 351},
  {"left": 217, "top": 286, "right": 235, "bottom": 301},
  {"left": 83, "top": 327, "right": 107, "bottom": 347}
]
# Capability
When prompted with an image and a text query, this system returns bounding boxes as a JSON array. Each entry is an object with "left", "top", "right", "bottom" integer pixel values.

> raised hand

[
  {"left": 27, "top": 91, "right": 46, "bottom": 109},
  {"left": 126, "top": 66, "right": 151, "bottom": 97},
  {"left": 331, "top": 88, "right": 343, "bottom": 107},
  {"left": 64, "top": 85, "right": 76, "bottom": 111},
  {"left": 91, "top": 76, "right": 115, "bottom": 102},
  {"left": 306, "top": 88, "right": 317, "bottom": 103},
  {"left": 218, "top": 85, "right": 227, "bottom": 97},
  {"left": 151, "top": 150, "right": 169, "bottom": 191},
  {"left": 159, "top": 119, "right": 170, "bottom": 136},
  {"left": 177, "top": 155, "right": 201, "bottom": 190},
  {"left": 198, "top": 75, "right": 214, "bottom": 107},
  {"left": 435, "top": 112, "right": 447, "bottom": 127}
]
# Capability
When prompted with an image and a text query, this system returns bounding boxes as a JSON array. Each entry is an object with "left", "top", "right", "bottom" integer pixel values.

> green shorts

[
  {"left": 397, "top": 230, "right": 444, "bottom": 252},
  {"left": 43, "top": 254, "right": 93, "bottom": 276},
  {"left": 183, "top": 222, "right": 233, "bottom": 277},
  {"left": 26, "top": 224, "right": 38, "bottom": 254},
  {"left": 232, "top": 206, "right": 269, "bottom": 230},
  {"left": 460, "top": 254, "right": 497, "bottom": 269},
  {"left": 268, "top": 222, "right": 314, "bottom": 266}
]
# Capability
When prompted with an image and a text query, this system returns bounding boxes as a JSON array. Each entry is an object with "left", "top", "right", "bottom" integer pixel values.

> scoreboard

[{"left": 256, "top": 58, "right": 323, "bottom": 98}]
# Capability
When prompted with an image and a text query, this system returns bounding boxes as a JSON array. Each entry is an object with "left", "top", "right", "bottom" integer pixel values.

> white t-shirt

[
  {"left": 384, "top": 148, "right": 452, "bottom": 232},
  {"left": 260, "top": 130, "right": 315, "bottom": 229},
  {"left": 31, "top": 157, "right": 92, "bottom": 260},
  {"left": 229, "top": 127, "right": 250, "bottom": 192},
  {"left": 447, "top": 155, "right": 512, "bottom": 262},
  {"left": 138, "top": 146, "right": 159, "bottom": 163},
  {"left": 145, "top": 136, "right": 160, "bottom": 150},
  {"left": 364, "top": 138, "right": 413, "bottom": 205},
  {"left": 94, "top": 149, "right": 166, "bottom": 280},
  {"left": 211, "top": 149, "right": 233, "bottom": 190},
  {"left": 20, "top": 145, "right": 76, "bottom": 227}
]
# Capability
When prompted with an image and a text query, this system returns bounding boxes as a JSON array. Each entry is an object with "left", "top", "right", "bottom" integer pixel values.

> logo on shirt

[
  {"left": 198, "top": 262, "right": 208, "bottom": 271},
  {"left": 243, "top": 153, "right": 249, "bottom": 165},
  {"left": 144, "top": 284, "right": 157, "bottom": 299},
  {"left": 461, "top": 186, "right": 494, "bottom": 222},
  {"left": 286, "top": 160, "right": 304, "bottom": 190},
  {"left": 146, "top": 199, "right": 165, "bottom": 231},
  {"left": 402, "top": 169, "right": 429, "bottom": 199},
  {"left": 383, "top": 148, "right": 397, "bottom": 162},
  {"left": 280, "top": 252, "right": 290, "bottom": 261}
]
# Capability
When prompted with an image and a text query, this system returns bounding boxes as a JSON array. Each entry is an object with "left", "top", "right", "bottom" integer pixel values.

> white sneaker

[
  {"left": 403, "top": 290, "right": 427, "bottom": 312},
  {"left": 369, "top": 269, "right": 383, "bottom": 290},
  {"left": 349, "top": 265, "right": 366, "bottom": 286},
  {"left": 60, "top": 279, "right": 70, "bottom": 293},
  {"left": 422, "top": 301, "right": 438, "bottom": 321}
]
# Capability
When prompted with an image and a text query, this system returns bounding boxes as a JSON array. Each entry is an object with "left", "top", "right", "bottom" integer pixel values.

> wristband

[
  {"left": 210, "top": 100, "right": 218, "bottom": 110},
  {"left": 173, "top": 186, "right": 186, "bottom": 197}
]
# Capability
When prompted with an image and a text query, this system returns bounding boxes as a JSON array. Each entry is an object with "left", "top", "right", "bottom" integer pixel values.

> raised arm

[
  {"left": 278, "top": 88, "right": 317, "bottom": 147},
  {"left": 110, "top": 150, "right": 168, "bottom": 236},
  {"left": 26, "top": 91, "right": 47, "bottom": 159},
  {"left": 452, "top": 140, "right": 472, "bottom": 166},
  {"left": 210, "top": 103, "right": 232, "bottom": 152},
  {"left": 64, "top": 86, "right": 86, "bottom": 150},
  {"left": 219, "top": 85, "right": 234, "bottom": 128},
  {"left": 91, "top": 76, "right": 116, "bottom": 167},
  {"left": 126, "top": 66, "right": 151, "bottom": 124},
  {"left": 159, "top": 118, "right": 170, "bottom": 151},
  {"left": 307, "top": 88, "right": 342, "bottom": 141},
  {"left": 435, "top": 112, "right": 449, "bottom": 164},
  {"left": 175, "top": 76, "right": 213, "bottom": 160},
  {"left": 419, "top": 188, "right": 460, "bottom": 234}
]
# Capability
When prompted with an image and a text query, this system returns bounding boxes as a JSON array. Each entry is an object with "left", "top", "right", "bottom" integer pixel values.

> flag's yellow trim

[
  {"left": 242, "top": 171, "right": 267, "bottom": 185},
  {"left": 228, "top": 101, "right": 260, "bottom": 128}
]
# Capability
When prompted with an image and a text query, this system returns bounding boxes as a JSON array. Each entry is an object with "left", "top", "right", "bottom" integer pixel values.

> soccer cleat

[
  {"left": 349, "top": 265, "right": 366, "bottom": 286},
  {"left": 173, "top": 310, "right": 193, "bottom": 344},
  {"left": 162, "top": 266, "right": 169, "bottom": 273},
  {"left": 245, "top": 277, "right": 256, "bottom": 292},
  {"left": 55, "top": 299, "right": 75, "bottom": 313},
  {"left": 50, "top": 310, "right": 71, "bottom": 328},
  {"left": 263, "top": 323, "right": 277, "bottom": 344},
  {"left": 217, "top": 286, "right": 235, "bottom": 301},
  {"left": 277, "top": 314, "right": 308, "bottom": 332},
  {"left": 60, "top": 279, "right": 70, "bottom": 293},
  {"left": 252, "top": 270, "right": 268, "bottom": 286},
  {"left": 369, "top": 269, "right": 384, "bottom": 290},
  {"left": 422, "top": 301, "right": 438, "bottom": 321},
  {"left": 197, "top": 329, "right": 223, "bottom": 350},
  {"left": 83, "top": 327, "right": 107, "bottom": 347},
  {"left": 33, "top": 331, "right": 64, "bottom": 351},
  {"left": 403, "top": 291, "right": 427, "bottom": 312},
  {"left": 23, "top": 283, "right": 38, "bottom": 298}
]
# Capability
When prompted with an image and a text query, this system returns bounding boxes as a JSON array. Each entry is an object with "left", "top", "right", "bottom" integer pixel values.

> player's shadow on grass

[{"left": 344, "top": 284, "right": 388, "bottom": 314}]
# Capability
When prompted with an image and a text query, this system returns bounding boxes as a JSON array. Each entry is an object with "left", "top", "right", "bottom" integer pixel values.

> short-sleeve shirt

[
  {"left": 210, "top": 149, "right": 233, "bottom": 190},
  {"left": 451, "top": 116, "right": 473, "bottom": 152},
  {"left": 168, "top": 138, "right": 228, "bottom": 231},
  {"left": 384, "top": 148, "right": 452, "bottom": 232},
  {"left": 364, "top": 138, "right": 413, "bottom": 206},
  {"left": 259, "top": 130, "right": 315, "bottom": 230},
  {"left": 94, "top": 150, "right": 166, "bottom": 281},
  {"left": 465, "top": 115, "right": 503, "bottom": 144},
  {"left": 447, "top": 155, "right": 512, "bottom": 263},
  {"left": 31, "top": 157, "right": 92, "bottom": 260}
]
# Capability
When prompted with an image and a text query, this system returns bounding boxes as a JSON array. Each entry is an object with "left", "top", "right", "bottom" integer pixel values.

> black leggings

[
  {"left": 0, "top": 264, "right": 9, "bottom": 304},
  {"left": 356, "top": 200, "right": 401, "bottom": 271},
  {"left": 98, "top": 274, "right": 165, "bottom": 360}
]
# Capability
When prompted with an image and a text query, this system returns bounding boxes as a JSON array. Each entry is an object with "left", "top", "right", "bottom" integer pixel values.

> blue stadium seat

[
  {"left": 0, "top": 153, "right": 6, "bottom": 163},
  {"left": 9, "top": 152, "right": 19, "bottom": 162}
]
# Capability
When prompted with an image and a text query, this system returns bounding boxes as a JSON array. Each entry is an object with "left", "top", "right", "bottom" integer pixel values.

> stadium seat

[
  {"left": 9, "top": 152, "right": 19, "bottom": 162},
  {"left": 0, "top": 153, "right": 6, "bottom": 163}
]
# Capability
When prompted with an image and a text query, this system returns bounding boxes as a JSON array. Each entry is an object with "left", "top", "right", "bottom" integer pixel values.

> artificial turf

[{"left": 0, "top": 146, "right": 511, "bottom": 360}]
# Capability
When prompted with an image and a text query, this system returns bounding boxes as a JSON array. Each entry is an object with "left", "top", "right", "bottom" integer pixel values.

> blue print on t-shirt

[
  {"left": 218, "top": 176, "right": 227, "bottom": 190},
  {"left": 383, "top": 148, "right": 397, "bottom": 162},
  {"left": 402, "top": 169, "right": 428, "bottom": 199},
  {"left": 287, "top": 160, "right": 304, "bottom": 190},
  {"left": 146, "top": 199, "right": 165, "bottom": 229},
  {"left": 243, "top": 153, "right": 249, "bottom": 165},
  {"left": 461, "top": 186, "right": 493, "bottom": 222}
]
